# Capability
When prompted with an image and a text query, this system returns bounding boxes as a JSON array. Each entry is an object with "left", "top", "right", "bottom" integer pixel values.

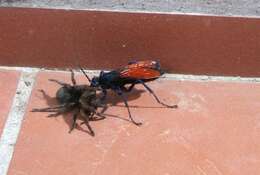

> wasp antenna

[{"left": 79, "top": 66, "right": 92, "bottom": 83}]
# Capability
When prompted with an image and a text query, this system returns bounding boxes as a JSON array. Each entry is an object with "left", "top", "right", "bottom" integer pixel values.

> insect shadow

[
  {"left": 35, "top": 84, "right": 166, "bottom": 133},
  {"left": 34, "top": 87, "right": 148, "bottom": 134},
  {"left": 102, "top": 87, "right": 172, "bottom": 110}
]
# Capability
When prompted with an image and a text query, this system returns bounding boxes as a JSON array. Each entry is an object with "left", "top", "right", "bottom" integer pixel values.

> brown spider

[{"left": 31, "top": 69, "right": 106, "bottom": 136}]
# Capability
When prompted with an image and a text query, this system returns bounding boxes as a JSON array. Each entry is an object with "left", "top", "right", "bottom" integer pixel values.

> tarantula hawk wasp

[
  {"left": 79, "top": 60, "right": 178, "bottom": 126},
  {"left": 31, "top": 69, "right": 107, "bottom": 136}
]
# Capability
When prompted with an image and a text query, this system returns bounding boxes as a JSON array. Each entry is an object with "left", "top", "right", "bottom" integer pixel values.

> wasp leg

[
  {"left": 115, "top": 88, "right": 142, "bottom": 126},
  {"left": 122, "top": 83, "right": 136, "bottom": 92},
  {"left": 48, "top": 79, "right": 70, "bottom": 86},
  {"left": 69, "top": 69, "right": 76, "bottom": 85},
  {"left": 127, "top": 83, "right": 136, "bottom": 91},
  {"left": 80, "top": 110, "right": 95, "bottom": 136},
  {"left": 137, "top": 80, "right": 178, "bottom": 108},
  {"left": 100, "top": 71, "right": 105, "bottom": 76}
]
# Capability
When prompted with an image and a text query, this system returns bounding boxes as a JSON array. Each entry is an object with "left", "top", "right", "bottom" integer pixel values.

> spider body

[
  {"left": 56, "top": 84, "right": 89, "bottom": 104},
  {"left": 32, "top": 70, "right": 105, "bottom": 136}
]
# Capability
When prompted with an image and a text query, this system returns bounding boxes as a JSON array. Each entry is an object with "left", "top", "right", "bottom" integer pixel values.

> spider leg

[
  {"left": 115, "top": 88, "right": 142, "bottom": 126},
  {"left": 69, "top": 69, "right": 76, "bottom": 85},
  {"left": 31, "top": 104, "right": 67, "bottom": 112},
  {"left": 87, "top": 113, "right": 105, "bottom": 122},
  {"left": 69, "top": 109, "right": 80, "bottom": 133},
  {"left": 122, "top": 83, "right": 136, "bottom": 92},
  {"left": 80, "top": 108, "right": 106, "bottom": 124},
  {"left": 92, "top": 112, "right": 106, "bottom": 120},
  {"left": 100, "top": 89, "right": 107, "bottom": 101},
  {"left": 47, "top": 103, "right": 76, "bottom": 117},
  {"left": 47, "top": 111, "right": 64, "bottom": 117},
  {"left": 80, "top": 109, "right": 95, "bottom": 136},
  {"left": 48, "top": 79, "right": 70, "bottom": 86},
  {"left": 137, "top": 80, "right": 178, "bottom": 108},
  {"left": 31, "top": 102, "right": 76, "bottom": 112},
  {"left": 90, "top": 96, "right": 107, "bottom": 109},
  {"left": 89, "top": 112, "right": 95, "bottom": 118},
  {"left": 99, "top": 104, "right": 108, "bottom": 114}
]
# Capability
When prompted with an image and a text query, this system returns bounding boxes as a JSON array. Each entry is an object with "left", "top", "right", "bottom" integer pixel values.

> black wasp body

[
  {"left": 92, "top": 70, "right": 135, "bottom": 90},
  {"left": 80, "top": 60, "right": 178, "bottom": 126}
]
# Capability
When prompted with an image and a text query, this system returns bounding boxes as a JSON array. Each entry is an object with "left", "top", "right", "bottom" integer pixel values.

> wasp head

[{"left": 91, "top": 76, "right": 100, "bottom": 87}]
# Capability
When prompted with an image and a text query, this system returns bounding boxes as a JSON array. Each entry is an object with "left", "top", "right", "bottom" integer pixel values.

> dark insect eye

[{"left": 91, "top": 78, "right": 99, "bottom": 87}]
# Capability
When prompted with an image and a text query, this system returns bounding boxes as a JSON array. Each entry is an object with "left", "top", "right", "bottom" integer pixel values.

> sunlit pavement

[{"left": 1, "top": 68, "right": 260, "bottom": 175}]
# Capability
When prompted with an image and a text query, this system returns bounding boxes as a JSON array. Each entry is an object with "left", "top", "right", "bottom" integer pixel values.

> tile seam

[
  {"left": 1, "top": 66, "right": 260, "bottom": 83},
  {"left": 0, "top": 68, "right": 39, "bottom": 175}
]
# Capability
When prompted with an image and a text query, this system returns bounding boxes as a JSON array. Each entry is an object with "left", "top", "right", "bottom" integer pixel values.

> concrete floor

[
  {"left": 1, "top": 0, "right": 260, "bottom": 16},
  {"left": 1, "top": 67, "right": 260, "bottom": 174}
]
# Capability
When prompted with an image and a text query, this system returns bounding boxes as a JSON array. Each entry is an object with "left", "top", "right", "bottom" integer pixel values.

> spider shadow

[
  {"left": 39, "top": 88, "right": 147, "bottom": 107},
  {"left": 34, "top": 90, "right": 98, "bottom": 136},
  {"left": 33, "top": 88, "right": 150, "bottom": 136}
]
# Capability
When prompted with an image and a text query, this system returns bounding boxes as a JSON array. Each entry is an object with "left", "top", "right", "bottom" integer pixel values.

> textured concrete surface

[
  {"left": 8, "top": 70, "right": 260, "bottom": 175},
  {"left": 0, "top": 70, "right": 20, "bottom": 135},
  {"left": 0, "top": 68, "right": 38, "bottom": 175},
  {"left": 1, "top": 0, "right": 260, "bottom": 16}
]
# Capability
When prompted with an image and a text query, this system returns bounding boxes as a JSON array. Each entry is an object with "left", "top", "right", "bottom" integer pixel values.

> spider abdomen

[{"left": 56, "top": 86, "right": 75, "bottom": 104}]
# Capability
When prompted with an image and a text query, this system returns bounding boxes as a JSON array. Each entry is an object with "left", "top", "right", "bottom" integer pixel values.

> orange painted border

[{"left": 0, "top": 7, "right": 260, "bottom": 76}]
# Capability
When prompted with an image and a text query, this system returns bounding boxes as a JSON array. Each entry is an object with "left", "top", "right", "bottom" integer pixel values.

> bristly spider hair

[{"left": 31, "top": 69, "right": 107, "bottom": 136}]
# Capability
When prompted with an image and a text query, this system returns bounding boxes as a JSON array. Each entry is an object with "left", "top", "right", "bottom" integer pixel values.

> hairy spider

[{"left": 31, "top": 69, "right": 106, "bottom": 136}]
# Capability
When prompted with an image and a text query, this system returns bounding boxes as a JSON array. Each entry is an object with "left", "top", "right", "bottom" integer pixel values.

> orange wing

[
  {"left": 125, "top": 60, "right": 159, "bottom": 70},
  {"left": 120, "top": 67, "right": 162, "bottom": 79}
]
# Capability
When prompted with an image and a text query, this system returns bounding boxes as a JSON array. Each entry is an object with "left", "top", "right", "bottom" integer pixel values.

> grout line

[
  {"left": 0, "top": 68, "right": 39, "bottom": 175},
  {"left": 0, "top": 66, "right": 101, "bottom": 76},
  {"left": 1, "top": 66, "right": 260, "bottom": 83},
  {"left": 162, "top": 73, "right": 260, "bottom": 83}
]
